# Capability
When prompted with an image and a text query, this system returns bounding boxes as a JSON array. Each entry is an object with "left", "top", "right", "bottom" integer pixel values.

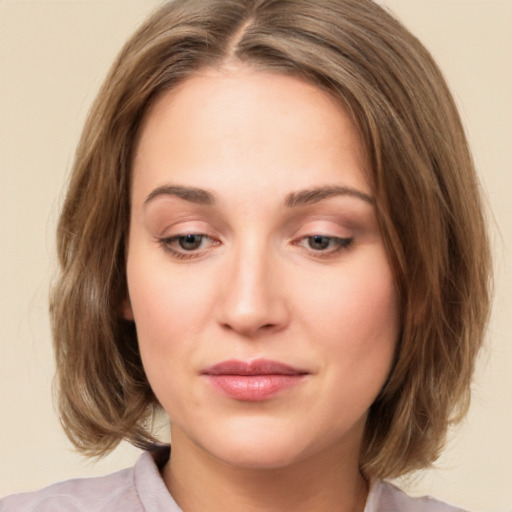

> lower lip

[{"left": 205, "top": 374, "right": 306, "bottom": 401}]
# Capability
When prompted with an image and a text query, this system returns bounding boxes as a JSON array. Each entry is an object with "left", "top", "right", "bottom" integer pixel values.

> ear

[{"left": 121, "top": 297, "right": 134, "bottom": 321}]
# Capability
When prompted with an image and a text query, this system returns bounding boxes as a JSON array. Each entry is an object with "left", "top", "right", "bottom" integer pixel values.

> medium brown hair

[{"left": 51, "top": 0, "right": 491, "bottom": 480}]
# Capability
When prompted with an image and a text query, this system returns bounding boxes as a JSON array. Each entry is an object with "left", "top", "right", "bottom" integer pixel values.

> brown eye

[
  {"left": 178, "top": 234, "right": 204, "bottom": 250},
  {"left": 308, "top": 235, "right": 331, "bottom": 250},
  {"left": 307, "top": 235, "right": 352, "bottom": 251},
  {"left": 157, "top": 233, "right": 220, "bottom": 260},
  {"left": 295, "top": 235, "right": 354, "bottom": 257}
]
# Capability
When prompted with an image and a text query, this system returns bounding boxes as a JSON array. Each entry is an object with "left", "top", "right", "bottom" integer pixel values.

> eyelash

[
  {"left": 294, "top": 235, "right": 354, "bottom": 258},
  {"left": 156, "top": 234, "right": 354, "bottom": 260},
  {"left": 156, "top": 234, "right": 218, "bottom": 260}
]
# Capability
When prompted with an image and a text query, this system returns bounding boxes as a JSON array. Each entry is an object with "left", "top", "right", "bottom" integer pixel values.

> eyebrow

[
  {"left": 144, "top": 185, "right": 215, "bottom": 206},
  {"left": 284, "top": 185, "right": 373, "bottom": 207},
  {"left": 143, "top": 184, "right": 373, "bottom": 208}
]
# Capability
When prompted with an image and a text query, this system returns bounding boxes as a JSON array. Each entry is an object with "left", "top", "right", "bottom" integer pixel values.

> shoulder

[
  {"left": 0, "top": 448, "right": 176, "bottom": 512},
  {"left": 0, "top": 464, "right": 140, "bottom": 512},
  {"left": 367, "top": 480, "right": 471, "bottom": 512}
]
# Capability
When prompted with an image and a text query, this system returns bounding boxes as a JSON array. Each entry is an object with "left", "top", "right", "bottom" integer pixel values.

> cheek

[
  {"left": 125, "top": 256, "right": 200, "bottom": 394},
  {"left": 296, "top": 253, "right": 399, "bottom": 382},
  {"left": 126, "top": 262, "right": 203, "bottom": 414},
  {"left": 339, "top": 267, "right": 398, "bottom": 395},
  {"left": 345, "top": 269, "right": 399, "bottom": 343},
  {"left": 303, "top": 261, "right": 398, "bottom": 339},
  {"left": 312, "top": 266, "right": 399, "bottom": 429},
  {"left": 127, "top": 256, "right": 208, "bottom": 342}
]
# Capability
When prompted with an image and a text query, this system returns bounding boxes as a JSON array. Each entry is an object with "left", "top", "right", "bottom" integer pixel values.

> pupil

[
  {"left": 179, "top": 234, "right": 202, "bottom": 250},
  {"left": 310, "top": 235, "right": 330, "bottom": 250}
]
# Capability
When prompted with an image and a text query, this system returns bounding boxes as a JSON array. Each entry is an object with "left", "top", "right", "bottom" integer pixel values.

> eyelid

[
  {"left": 290, "top": 217, "right": 355, "bottom": 237},
  {"left": 155, "top": 218, "right": 214, "bottom": 237}
]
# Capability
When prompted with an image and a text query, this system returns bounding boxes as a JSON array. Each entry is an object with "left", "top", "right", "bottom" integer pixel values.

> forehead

[{"left": 132, "top": 65, "right": 371, "bottom": 204}]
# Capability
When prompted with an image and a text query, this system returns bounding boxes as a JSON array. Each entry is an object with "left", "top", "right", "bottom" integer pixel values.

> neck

[{"left": 162, "top": 426, "right": 368, "bottom": 512}]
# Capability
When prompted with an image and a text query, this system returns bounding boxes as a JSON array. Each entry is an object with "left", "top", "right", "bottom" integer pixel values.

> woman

[{"left": 1, "top": 0, "right": 491, "bottom": 510}]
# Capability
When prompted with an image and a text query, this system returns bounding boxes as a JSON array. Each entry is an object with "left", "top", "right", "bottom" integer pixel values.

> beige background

[{"left": 1, "top": 1, "right": 511, "bottom": 510}]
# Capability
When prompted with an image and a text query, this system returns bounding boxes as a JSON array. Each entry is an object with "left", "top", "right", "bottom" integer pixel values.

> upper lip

[{"left": 202, "top": 359, "right": 308, "bottom": 376}]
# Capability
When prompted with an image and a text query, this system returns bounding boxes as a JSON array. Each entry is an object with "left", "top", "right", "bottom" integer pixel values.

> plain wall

[{"left": 1, "top": 1, "right": 511, "bottom": 510}]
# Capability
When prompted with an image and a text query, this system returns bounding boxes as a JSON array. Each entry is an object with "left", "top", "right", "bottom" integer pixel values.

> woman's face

[{"left": 126, "top": 66, "right": 399, "bottom": 469}]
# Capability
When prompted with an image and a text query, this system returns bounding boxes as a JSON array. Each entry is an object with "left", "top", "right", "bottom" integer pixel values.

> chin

[
  {"left": 192, "top": 421, "right": 330, "bottom": 471},
  {"left": 211, "top": 441, "right": 307, "bottom": 470}
]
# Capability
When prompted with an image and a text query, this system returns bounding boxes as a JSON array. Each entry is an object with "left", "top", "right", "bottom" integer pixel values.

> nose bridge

[{"left": 217, "top": 234, "right": 287, "bottom": 336}]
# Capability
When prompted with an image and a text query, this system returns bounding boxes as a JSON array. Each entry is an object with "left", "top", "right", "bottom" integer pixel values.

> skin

[{"left": 125, "top": 65, "right": 400, "bottom": 512}]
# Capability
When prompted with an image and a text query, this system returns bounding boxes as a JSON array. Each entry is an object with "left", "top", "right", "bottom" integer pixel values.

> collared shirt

[{"left": 0, "top": 448, "right": 469, "bottom": 512}]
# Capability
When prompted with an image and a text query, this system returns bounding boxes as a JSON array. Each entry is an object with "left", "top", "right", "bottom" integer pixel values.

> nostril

[{"left": 219, "top": 320, "right": 278, "bottom": 336}]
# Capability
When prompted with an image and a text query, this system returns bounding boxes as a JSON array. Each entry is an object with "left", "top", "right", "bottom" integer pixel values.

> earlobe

[{"left": 121, "top": 298, "right": 135, "bottom": 321}]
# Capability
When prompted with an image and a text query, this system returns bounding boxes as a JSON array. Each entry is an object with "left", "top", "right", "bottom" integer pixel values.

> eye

[
  {"left": 177, "top": 234, "right": 206, "bottom": 251},
  {"left": 157, "top": 233, "right": 219, "bottom": 259},
  {"left": 296, "top": 235, "right": 353, "bottom": 256},
  {"left": 308, "top": 235, "right": 334, "bottom": 251}
]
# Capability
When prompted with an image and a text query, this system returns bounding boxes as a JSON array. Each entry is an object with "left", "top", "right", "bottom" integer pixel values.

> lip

[{"left": 201, "top": 359, "right": 308, "bottom": 402}]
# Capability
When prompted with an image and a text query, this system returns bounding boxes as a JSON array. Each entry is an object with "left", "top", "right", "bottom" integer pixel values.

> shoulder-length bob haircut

[{"left": 51, "top": 0, "right": 491, "bottom": 480}]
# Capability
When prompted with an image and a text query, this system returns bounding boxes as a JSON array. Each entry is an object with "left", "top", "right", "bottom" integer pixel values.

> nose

[{"left": 215, "top": 241, "right": 290, "bottom": 338}]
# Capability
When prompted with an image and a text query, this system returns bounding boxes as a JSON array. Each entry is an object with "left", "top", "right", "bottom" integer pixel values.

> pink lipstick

[{"left": 201, "top": 359, "right": 308, "bottom": 402}]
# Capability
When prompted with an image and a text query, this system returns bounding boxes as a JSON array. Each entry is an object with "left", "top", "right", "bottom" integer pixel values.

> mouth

[{"left": 201, "top": 359, "right": 308, "bottom": 402}]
